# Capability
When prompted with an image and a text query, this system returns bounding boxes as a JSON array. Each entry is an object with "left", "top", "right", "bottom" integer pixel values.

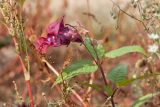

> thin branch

[
  {"left": 110, "top": 88, "right": 118, "bottom": 107},
  {"left": 89, "top": 37, "right": 108, "bottom": 86},
  {"left": 109, "top": 0, "right": 148, "bottom": 31},
  {"left": 85, "top": 72, "right": 94, "bottom": 103}
]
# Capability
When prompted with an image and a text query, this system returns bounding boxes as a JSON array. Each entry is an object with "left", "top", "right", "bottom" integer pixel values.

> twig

[
  {"left": 13, "top": 81, "right": 23, "bottom": 103},
  {"left": 42, "top": 59, "right": 87, "bottom": 107},
  {"left": 110, "top": 88, "right": 118, "bottom": 107},
  {"left": 88, "top": 37, "right": 108, "bottom": 86},
  {"left": 86, "top": 72, "right": 94, "bottom": 94},
  {"left": 85, "top": 72, "right": 94, "bottom": 103},
  {"left": 109, "top": 0, "right": 148, "bottom": 31},
  {"left": 82, "top": 37, "right": 108, "bottom": 88}
]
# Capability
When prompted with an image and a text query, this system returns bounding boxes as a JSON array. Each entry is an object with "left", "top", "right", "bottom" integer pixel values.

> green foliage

[
  {"left": 54, "top": 60, "right": 98, "bottom": 85},
  {"left": 84, "top": 37, "right": 96, "bottom": 58},
  {"left": 132, "top": 93, "right": 159, "bottom": 107},
  {"left": 118, "top": 73, "right": 160, "bottom": 87},
  {"left": 96, "top": 44, "right": 106, "bottom": 58},
  {"left": 104, "top": 86, "right": 113, "bottom": 96},
  {"left": 107, "top": 64, "right": 128, "bottom": 86},
  {"left": 80, "top": 82, "right": 101, "bottom": 91},
  {"left": 84, "top": 37, "right": 105, "bottom": 59},
  {"left": 105, "top": 45, "right": 146, "bottom": 58},
  {"left": 80, "top": 82, "right": 113, "bottom": 96}
]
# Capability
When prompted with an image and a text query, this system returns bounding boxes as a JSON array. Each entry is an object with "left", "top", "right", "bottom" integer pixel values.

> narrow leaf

[
  {"left": 84, "top": 37, "right": 96, "bottom": 58},
  {"left": 105, "top": 45, "right": 146, "bottom": 58},
  {"left": 132, "top": 93, "right": 159, "bottom": 107},
  {"left": 54, "top": 60, "right": 98, "bottom": 85},
  {"left": 118, "top": 73, "right": 160, "bottom": 87},
  {"left": 80, "top": 82, "right": 101, "bottom": 91}
]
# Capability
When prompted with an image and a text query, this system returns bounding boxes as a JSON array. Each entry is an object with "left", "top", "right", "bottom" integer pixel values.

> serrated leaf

[
  {"left": 107, "top": 64, "right": 128, "bottom": 85},
  {"left": 84, "top": 37, "right": 106, "bottom": 59},
  {"left": 132, "top": 93, "right": 159, "bottom": 107},
  {"left": 105, "top": 45, "right": 146, "bottom": 58},
  {"left": 54, "top": 60, "right": 98, "bottom": 85}
]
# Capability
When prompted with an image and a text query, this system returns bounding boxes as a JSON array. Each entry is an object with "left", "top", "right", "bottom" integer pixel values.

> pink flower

[{"left": 34, "top": 17, "right": 82, "bottom": 54}]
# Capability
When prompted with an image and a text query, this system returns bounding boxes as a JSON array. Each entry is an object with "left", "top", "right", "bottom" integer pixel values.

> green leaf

[
  {"left": 80, "top": 82, "right": 101, "bottom": 91},
  {"left": 104, "top": 86, "right": 113, "bottom": 96},
  {"left": 96, "top": 44, "right": 106, "bottom": 58},
  {"left": 80, "top": 82, "right": 113, "bottom": 96},
  {"left": 118, "top": 73, "right": 160, "bottom": 87},
  {"left": 107, "top": 64, "right": 128, "bottom": 85},
  {"left": 54, "top": 60, "right": 98, "bottom": 85},
  {"left": 132, "top": 93, "right": 159, "bottom": 107},
  {"left": 84, "top": 37, "right": 96, "bottom": 58},
  {"left": 116, "top": 79, "right": 135, "bottom": 87},
  {"left": 105, "top": 45, "right": 146, "bottom": 58},
  {"left": 84, "top": 37, "right": 105, "bottom": 59}
]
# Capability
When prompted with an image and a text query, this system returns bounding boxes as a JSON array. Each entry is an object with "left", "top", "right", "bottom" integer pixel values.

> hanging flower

[{"left": 34, "top": 17, "right": 82, "bottom": 54}]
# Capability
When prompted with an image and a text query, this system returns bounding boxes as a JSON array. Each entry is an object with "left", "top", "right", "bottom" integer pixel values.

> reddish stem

[
  {"left": 12, "top": 37, "right": 34, "bottom": 107},
  {"left": 26, "top": 80, "right": 34, "bottom": 107}
]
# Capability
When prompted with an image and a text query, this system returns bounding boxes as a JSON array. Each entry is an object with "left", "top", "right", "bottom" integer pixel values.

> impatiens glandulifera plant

[
  {"left": 34, "top": 16, "right": 158, "bottom": 106},
  {"left": 1, "top": 0, "right": 160, "bottom": 106}
]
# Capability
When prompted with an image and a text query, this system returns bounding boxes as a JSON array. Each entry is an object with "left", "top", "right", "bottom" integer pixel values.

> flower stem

[
  {"left": 98, "top": 64, "right": 108, "bottom": 86},
  {"left": 26, "top": 80, "right": 34, "bottom": 107},
  {"left": 83, "top": 37, "right": 108, "bottom": 86},
  {"left": 13, "top": 37, "right": 34, "bottom": 107}
]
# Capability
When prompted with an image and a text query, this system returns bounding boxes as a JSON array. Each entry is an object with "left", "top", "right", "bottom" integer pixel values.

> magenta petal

[
  {"left": 34, "top": 16, "right": 83, "bottom": 54},
  {"left": 47, "top": 17, "right": 65, "bottom": 36},
  {"left": 34, "top": 37, "right": 50, "bottom": 54},
  {"left": 63, "top": 28, "right": 82, "bottom": 43},
  {"left": 34, "top": 36, "right": 63, "bottom": 54}
]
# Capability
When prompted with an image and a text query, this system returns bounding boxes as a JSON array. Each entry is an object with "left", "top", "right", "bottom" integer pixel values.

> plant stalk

[{"left": 13, "top": 37, "right": 34, "bottom": 107}]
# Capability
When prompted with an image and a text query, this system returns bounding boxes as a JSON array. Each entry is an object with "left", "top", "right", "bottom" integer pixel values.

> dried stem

[
  {"left": 42, "top": 59, "right": 87, "bottom": 107},
  {"left": 109, "top": 0, "right": 148, "bottom": 31},
  {"left": 86, "top": 72, "right": 94, "bottom": 95}
]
